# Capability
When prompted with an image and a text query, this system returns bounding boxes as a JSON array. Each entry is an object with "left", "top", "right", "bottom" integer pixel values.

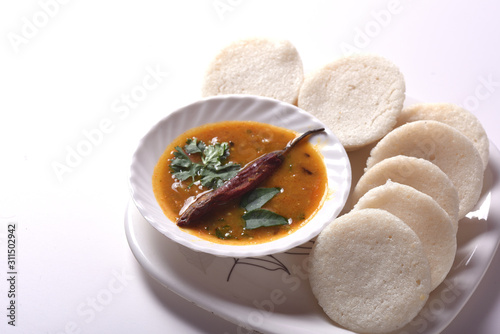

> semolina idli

[
  {"left": 201, "top": 37, "right": 304, "bottom": 104},
  {"left": 366, "top": 120, "right": 484, "bottom": 218},
  {"left": 353, "top": 181, "right": 457, "bottom": 290},
  {"left": 352, "top": 155, "right": 460, "bottom": 229},
  {"left": 309, "top": 208, "right": 431, "bottom": 333},
  {"left": 298, "top": 54, "right": 405, "bottom": 151},
  {"left": 397, "top": 102, "right": 489, "bottom": 169}
]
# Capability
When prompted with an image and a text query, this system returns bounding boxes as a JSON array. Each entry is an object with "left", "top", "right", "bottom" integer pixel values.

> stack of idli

[
  {"left": 310, "top": 208, "right": 432, "bottom": 333},
  {"left": 201, "top": 39, "right": 489, "bottom": 333},
  {"left": 310, "top": 101, "right": 487, "bottom": 332}
]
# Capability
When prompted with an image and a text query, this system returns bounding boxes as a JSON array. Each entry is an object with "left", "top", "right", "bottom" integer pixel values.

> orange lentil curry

[{"left": 152, "top": 121, "right": 327, "bottom": 245}]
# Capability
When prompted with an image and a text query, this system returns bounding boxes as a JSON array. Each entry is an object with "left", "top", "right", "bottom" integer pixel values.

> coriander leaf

[
  {"left": 184, "top": 138, "right": 206, "bottom": 154},
  {"left": 215, "top": 228, "right": 226, "bottom": 239},
  {"left": 242, "top": 209, "right": 289, "bottom": 230},
  {"left": 172, "top": 163, "right": 202, "bottom": 182},
  {"left": 170, "top": 146, "right": 202, "bottom": 181},
  {"left": 171, "top": 146, "right": 192, "bottom": 168},
  {"left": 169, "top": 138, "right": 240, "bottom": 189},
  {"left": 199, "top": 162, "right": 241, "bottom": 189},
  {"left": 240, "top": 187, "right": 281, "bottom": 211},
  {"left": 202, "top": 142, "right": 229, "bottom": 165},
  {"left": 215, "top": 226, "right": 232, "bottom": 239}
]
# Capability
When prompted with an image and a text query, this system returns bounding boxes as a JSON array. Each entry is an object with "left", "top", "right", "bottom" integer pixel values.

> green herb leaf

[
  {"left": 215, "top": 225, "right": 232, "bottom": 239},
  {"left": 215, "top": 228, "right": 226, "bottom": 239},
  {"left": 169, "top": 138, "right": 240, "bottom": 189},
  {"left": 199, "top": 162, "right": 241, "bottom": 189},
  {"left": 202, "top": 142, "right": 230, "bottom": 165},
  {"left": 240, "top": 187, "right": 281, "bottom": 211},
  {"left": 184, "top": 138, "right": 205, "bottom": 154},
  {"left": 242, "top": 209, "right": 289, "bottom": 230},
  {"left": 170, "top": 147, "right": 201, "bottom": 181},
  {"left": 171, "top": 146, "right": 193, "bottom": 168},
  {"left": 171, "top": 164, "right": 202, "bottom": 182}
]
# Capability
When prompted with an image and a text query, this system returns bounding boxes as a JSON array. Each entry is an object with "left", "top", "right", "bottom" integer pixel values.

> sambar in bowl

[{"left": 129, "top": 95, "right": 351, "bottom": 257}]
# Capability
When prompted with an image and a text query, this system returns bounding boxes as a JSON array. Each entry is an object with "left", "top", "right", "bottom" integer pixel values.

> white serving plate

[
  {"left": 125, "top": 140, "right": 500, "bottom": 333},
  {"left": 128, "top": 95, "right": 351, "bottom": 257}
]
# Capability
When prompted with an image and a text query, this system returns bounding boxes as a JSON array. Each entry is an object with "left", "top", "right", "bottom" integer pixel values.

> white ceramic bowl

[{"left": 128, "top": 95, "right": 351, "bottom": 257}]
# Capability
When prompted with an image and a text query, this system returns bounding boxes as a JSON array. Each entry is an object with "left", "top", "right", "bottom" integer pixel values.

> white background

[{"left": 1, "top": 0, "right": 499, "bottom": 333}]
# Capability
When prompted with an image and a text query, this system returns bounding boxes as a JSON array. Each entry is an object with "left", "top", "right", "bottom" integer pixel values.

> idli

[
  {"left": 352, "top": 155, "right": 460, "bottom": 227},
  {"left": 353, "top": 181, "right": 457, "bottom": 290},
  {"left": 298, "top": 54, "right": 405, "bottom": 151},
  {"left": 366, "top": 120, "right": 484, "bottom": 218},
  {"left": 309, "top": 208, "right": 431, "bottom": 333},
  {"left": 397, "top": 102, "right": 489, "bottom": 169},
  {"left": 201, "top": 37, "right": 304, "bottom": 104}
]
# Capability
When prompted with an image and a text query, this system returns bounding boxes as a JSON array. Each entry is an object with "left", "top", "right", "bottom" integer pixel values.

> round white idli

[
  {"left": 352, "top": 155, "right": 460, "bottom": 229},
  {"left": 309, "top": 208, "right": 431, "bottom": 333},
  {"left": 201, "top": 37, "right": 304, "bottom": 104},
  {"left": 366, "top": 120, "right": 484, "bottom": 218},
  {"left": 297, "top": 54, "right": 405, "bottom": 151},
  {"left": 353, "top": 181, "right": 457, "bottom": 290},
  {"left": 397, "top": 103, "right": 489, "bottom": 169}
]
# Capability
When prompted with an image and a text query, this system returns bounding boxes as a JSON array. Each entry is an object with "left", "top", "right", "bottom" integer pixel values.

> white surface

[
  {"left": 1, "top": 1, "right": 499, "bottom": 333},
  {"left": 129, "top": 95, "right": 351, "bottom": 257}
]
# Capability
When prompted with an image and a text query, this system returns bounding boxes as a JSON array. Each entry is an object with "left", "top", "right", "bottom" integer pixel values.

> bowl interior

[{"left": 129, "top": 95, "right": 351, "bottom": 257}]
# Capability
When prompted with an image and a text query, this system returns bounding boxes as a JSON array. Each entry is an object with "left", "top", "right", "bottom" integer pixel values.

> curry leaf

[
  {"left": 242, "top": 209, "right": 289, "bottom": 230},
  {"left": 240, "top": 187, "right": 281, "bottom": 211}
]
